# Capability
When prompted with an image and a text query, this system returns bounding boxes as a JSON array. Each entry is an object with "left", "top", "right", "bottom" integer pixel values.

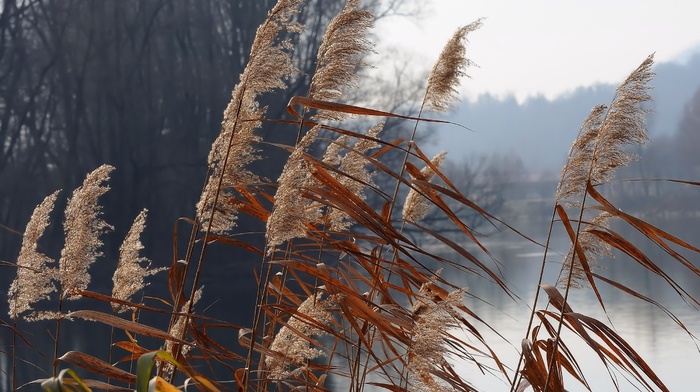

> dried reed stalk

[
  {"left": 266, "top": 126, "right": 322, "bottom": 251},
  {"left": 8, "top": 191, "right": 60, "bottom": 320},
  {"left": 59, "top": 165, "right": 114, "bottom": 299},
  {"left": 308, "top": 0, "right": 374, "bottom": 121},
  {"left": 197, "top": 0, "right": 304, "bottom": 234},
  {"left": 557, "top": 55, "right": 654, "bottom": 204},
  {"left": 558, "top": 212, "right": 612, "bottom": 288},
  {"left": 424, "top": 21, "right": 481, "bottom": 112},
  {"left": 112, "top": 209, "right": 163, "bottom": 313},
  {"left": 322, "top": 122, "right": 383, "bottom": 231},
  {"left": 265, "top": 293, "right": 334, "bottom": 380},
  {"left": 402, "top": 152, "right": 447, "bottom": 223},
  {"left": 408, "top": 284, "right": 466, "bottom": 391}
]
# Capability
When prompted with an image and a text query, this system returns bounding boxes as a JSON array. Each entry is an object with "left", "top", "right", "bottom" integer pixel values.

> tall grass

[{"left": 4, "top": 1, "right": 699, "bottom": 391}]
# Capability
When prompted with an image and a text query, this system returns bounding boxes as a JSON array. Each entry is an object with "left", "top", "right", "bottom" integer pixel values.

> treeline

[{"left": 0, "top": 0, "right": 410, "bottom": 265}]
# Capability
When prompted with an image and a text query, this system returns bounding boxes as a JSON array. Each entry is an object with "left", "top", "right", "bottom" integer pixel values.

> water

[{"left": 438, "top": 222, "right": 700, "bottom": 392}]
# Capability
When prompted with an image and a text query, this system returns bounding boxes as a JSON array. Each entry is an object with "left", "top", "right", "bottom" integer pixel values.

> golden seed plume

[
  {"left": 557, "top": 55, "right": 654, "bottom": 203},
  {"left": 112, "top": 209, "right": 164, "bottom": 313},
  {"left": 265, "top": 293, "right": 334, "bottom": 380},
  {"left": 559, "top": 212, "right": 612, "bottom": 289},
  {"left": 266, "top": 126, "right": 321, "bottom": 252},
  {"left": 323, "top": 122, "right": 383, "bottom": 231},
  {"left": 59, "top": 165, "right": 114, "bottom": 299},
  {"left": 8, "top": 190, "right": 60, "bottom": 320},
  {"left": 197, "top": 0, "right": 304, "bottom": 234},
  {"left": 556, "top": 104, "right": 607, "bottom": 203},
  {"left": 409, "top": 285, "right": 466, "bottom": 392},
  {"left": 424, "top": 20, "right": 481, "bottom": 112},
  {"left": 308, "top": 0, "right": 374, "bottom": 121},
  {"left": 402, "top": 152, "right": 447, "bottom": 223},
  {"left": 163, "top": 287, "right": 203, "bottom": 377}
]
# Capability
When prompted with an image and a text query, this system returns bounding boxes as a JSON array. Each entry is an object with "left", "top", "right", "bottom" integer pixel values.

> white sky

[{"left": 375, "top": 0, "right": 700, "bottom": 102}]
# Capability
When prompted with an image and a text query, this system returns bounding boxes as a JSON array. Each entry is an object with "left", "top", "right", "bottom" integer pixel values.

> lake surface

[{"left": 437, "top": 221, "right": 700, "bottom": 392}]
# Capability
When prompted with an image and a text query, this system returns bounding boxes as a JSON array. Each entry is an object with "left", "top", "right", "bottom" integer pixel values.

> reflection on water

[{"left": 436, "top": 218, "right": 700, "bottom": 392}]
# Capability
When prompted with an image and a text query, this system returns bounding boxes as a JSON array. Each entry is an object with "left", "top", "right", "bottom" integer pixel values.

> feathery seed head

[
  {"left": 163, "top": 287, "right": 204, "bottom": 378},
  {"left": 198, "top": 0, "right": 304, "bottom": 234},
  {"left": 402, "top": 152, "right": 447, "bottom": 223},
  {"left": 557, "top": 55, "right": 654, "bottom": 204},
  {"left": 409, "top": 286, "right": 466, "bottom": 391},
  {"left": 112, "top": 209, "right": 163, "bottom": 313},
  {"left": 59, "top": 165, "right": 114, "bottom": 298},
  {"left": 8, "top": 190, "right": 60, "bottom": 320},
  {"left": 266, "top": 127, "right": 322, "bottom": 252},
  {"left": 559, "top": 212, "right": 613, "bottom": 289},
  {"left": 425, "top": 20, "right": 481, "bottom": 112},
  {"left": 266, "top": 293, "right": 334, "bottom": 380},
  {"left": 324, "top": 122, "right": 383, "bottom": 231},
  {"left": 309, "top": 0, "right": 374, "bottom": 121}
]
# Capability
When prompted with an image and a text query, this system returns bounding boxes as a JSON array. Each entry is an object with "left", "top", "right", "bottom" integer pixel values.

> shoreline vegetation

[{"left": 4, "top": 1, "right": 699, "bottom": 391}]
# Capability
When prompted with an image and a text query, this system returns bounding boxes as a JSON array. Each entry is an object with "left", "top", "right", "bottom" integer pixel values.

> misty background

[{"left": 1, "top": 0, "right": 699, "bottom": 390}]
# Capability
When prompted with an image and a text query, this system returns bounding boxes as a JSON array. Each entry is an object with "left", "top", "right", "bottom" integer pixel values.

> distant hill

[{"left": 427, "top": 52, "right": 700, "bottom": 173}]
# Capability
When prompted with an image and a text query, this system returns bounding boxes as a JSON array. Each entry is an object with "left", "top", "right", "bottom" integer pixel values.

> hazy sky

[{"left": 375, "top": 0, "right": 700, "bottom": 102}]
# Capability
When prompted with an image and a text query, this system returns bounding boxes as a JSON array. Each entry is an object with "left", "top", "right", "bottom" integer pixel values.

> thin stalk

[
  {"left": 543, "top": 192, "right": 591, "bottom": 392},
  {"left": 12, "top": 320, "right": 17, "bottom": 392},
  {"left": 509, "top": 206, "right": 558, "bottom": 391},
  {"left": 51, "top": 294, "right": 64, "bottom": 377}
]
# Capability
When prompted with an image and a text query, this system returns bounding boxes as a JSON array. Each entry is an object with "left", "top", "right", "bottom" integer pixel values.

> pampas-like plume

[
  {"left": 308, "top": 0, "right": 374, "bottom": 121},
  {"left": 8, "top": 191, "right": 60, "bottom": 320},
  {"left": 557, "top": 55, "right": 654, "bottom": 203},
  {"left": 112, "top": 209, "right": 163, "bottom": 313},
  {"left": 424, "top": 20, "right": 481, "bottom": 112},
  {"left": 323, "top": 122, "right": 383, "bottom": 231},
  {"left": 558, "top": 212, "right": 612, "bottom": 288},
  {"left": 163, "top": 287, "right": 203, "bottom": 377},
  {"left": 266, "top": 126, "right": 322, "bottom": 251},
  {"left": 409, "top": 284, "right": 466, "bottom": 392},
  {"left": 556, "top": 104, "right": 608, "bottom": 203},
  {"left": 402, "top": 152, "right": 447, "bottom": 223},
  {"left": 59, "top": 165, "right": 114, "bottom": 298},
  {"left": 197, "top": 0, "right": 304, "bottom": 234},
  {"left": 265, "top": 293, "right": 334, "bottom": 380}
]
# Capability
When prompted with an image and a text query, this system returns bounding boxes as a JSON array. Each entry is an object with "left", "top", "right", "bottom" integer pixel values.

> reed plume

[
  {"left": 197, "top": 0, "right": 304, "bottom": 234},
  {"left": 266, "top": 126, "right": 321, "bottom": 251},
  {"left": 557, "top": 55, "right": 654, "bottom": 203},
  {"left": 555, "top": 55, "right": 653, "bottom": 290},
  {"left": 265, "top": 293, "right": 334, "bottom": 380},
  {"left": 558, "top": 212, "right": 612, "bottom": 288},
  {"left": 556, "top": 104, "right": 608, "bottom": 203},
  {"left": 323, "top": 122, "right": 383, "bottom": 231},
  {"left": 308, "top": 0, "right": 374, "bottom": 121},
  {"left": 402, "top": 151, "right": 447, "bottom": 223},
  {"left": 163, "top": 287, "right": 203, "bottom": 377},
  {"left": 424, "top": 21, "right": 481, "bottom": 112},
  {"left": 8, "top": 191, "right": 60, "bottom": 320},
  {"left": 112, "top": 209, "right": 162, "bottom": 313},
  {"left": 59, "top": 165, "right": 114, "bottom": 299},
  {"left": 408, "top": 284, "right": 466, "bottom": 391}
]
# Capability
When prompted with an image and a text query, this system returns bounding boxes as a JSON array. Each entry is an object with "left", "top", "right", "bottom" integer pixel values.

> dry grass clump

[{"left": 4, "top": 2, "right": 699, "bottom": 392}]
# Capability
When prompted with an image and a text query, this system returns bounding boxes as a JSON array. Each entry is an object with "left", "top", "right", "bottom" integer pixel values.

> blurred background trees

[{"left": 0, "top": 0, "right": 426, "bottom": 264}]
